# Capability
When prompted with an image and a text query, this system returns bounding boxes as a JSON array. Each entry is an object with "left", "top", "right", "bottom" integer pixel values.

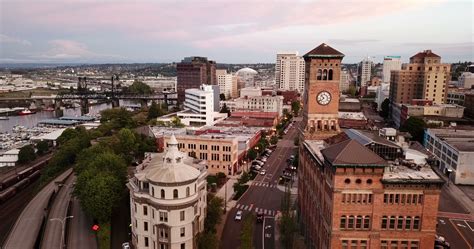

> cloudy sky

[{"left": 0, "top": 0, "right": 472, "bottom": 64}]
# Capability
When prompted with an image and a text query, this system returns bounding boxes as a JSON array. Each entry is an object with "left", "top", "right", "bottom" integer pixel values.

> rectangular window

[
  {"left": 145, "top": 237, "right": 149, "bottom": 247},
  {"left": 390, "top": 241, "right": 398, "bottom": 249},
  {"left": 410, "top": 241, "right": 419, "bottom": 249},
  {"left": 360, "top": 240, "right": 367, "bottom": 249},
  {"left": 159, "top": 211, "right": 168, "bottom": 222},
  {"left": 341, "top": 240, "right": 348, "bottom": 249},
  {"left": 381, "top": 240, "right": 388, "bottom": 249},
  {"left": 180, "top": 210, "right": 185, "bottom": 221},
  {"left": 144, "top": 206, "right": 148, "bottom": 216},
  {"left": 401, "top": 241, "right": 409, "bottom": 248},
  {"left": 180, "top": 227, "right": 185, "bottom": 237},
  {"left": 181, "top": 243, "right": 185, "bottom": 249},
  {"left": 144, "top": 221, "right": 148, "bottom": 231}
]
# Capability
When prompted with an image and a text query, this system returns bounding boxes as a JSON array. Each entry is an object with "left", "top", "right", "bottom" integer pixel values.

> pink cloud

[{"left": 30, "top": 39, "right": 121, "bottom": 60}]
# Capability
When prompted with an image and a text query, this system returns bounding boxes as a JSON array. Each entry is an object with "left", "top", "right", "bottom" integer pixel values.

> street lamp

[{"left": 50, "top": 216, "right": 74, "bottom": 249}]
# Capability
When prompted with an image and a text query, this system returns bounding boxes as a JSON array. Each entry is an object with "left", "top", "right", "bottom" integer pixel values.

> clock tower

[{"left": 302, "top": 43, "right": 344, "bottom": 140}]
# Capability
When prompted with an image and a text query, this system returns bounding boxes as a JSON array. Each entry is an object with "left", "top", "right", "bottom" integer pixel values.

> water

[{"left": 0, "top": 103, "right": 111, "bottom": 133}]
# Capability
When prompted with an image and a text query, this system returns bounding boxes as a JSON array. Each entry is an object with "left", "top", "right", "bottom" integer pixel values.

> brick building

[
  {"left": 176, "top": 56, "right": 216, "bottom": 102},
  {"left": 297, "top": 43, "right": 444, "bottom": 249}
]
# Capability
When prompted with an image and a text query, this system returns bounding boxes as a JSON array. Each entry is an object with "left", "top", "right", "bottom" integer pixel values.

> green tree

[
  {"left": 247, "top": 148, "right": 257, "bottom": 161},
  {"left": 270, "top": 135, "right": 279, "bottom": 145},
  {"left": 291, "top": 101, "right": 301, "bottom": 115},
  {"left": 148, "top": 101, "right": 165, "bottom": 120},
  {"left": 400, "top": 117, "right": 427, "bottom": 143},
  {"left": 18, "top": 144, "right": 36, "bottom": 164},
  {"left": 220, "top": 103, "right": 231, "bottom": 115},
  {"left": 348, "top": 85, "right": 357, "bottom": 97},
  {"left": 204, "top": 195, "right": 224, "bottom": 233},
  {"left": 197, "top": 232, "right": 218, "bottom": 249},
  {"left": 240, "top": 214, "right": 255, "bottom": 249},
  {"left": 219, "top": 93, "right": 226, "bottom": 101},
  {"left": 100, "top": 108, "right": 136, "bottom": 130},
  {"left": 171, "top": 116, "right": 185, "bottom": 128},
  {"left": 380, "top": 98, "right": 390, "bottom": 119},
  {"left": 127, "top": 81, "right": 152, "bottom": 95},
  {"left": 36, "top": 140, "right": 49, "bottom": 155},
  {"left": 279, "top": 186, "right": 298, "bottom": 249}
]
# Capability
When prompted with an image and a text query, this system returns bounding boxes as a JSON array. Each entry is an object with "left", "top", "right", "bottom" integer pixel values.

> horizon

[{"left": 0, "top": 0, "right": 473, "bottom": 64}]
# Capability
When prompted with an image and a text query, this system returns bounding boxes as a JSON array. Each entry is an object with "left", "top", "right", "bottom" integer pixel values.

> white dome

[
  {"left": 236, "top": 67, "right": 258, "bottom": 75},
  {"left": 145, "top": 135, "right": 200, "bottom": 184}
]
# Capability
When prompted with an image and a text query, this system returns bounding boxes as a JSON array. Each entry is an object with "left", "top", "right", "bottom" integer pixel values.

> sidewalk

[{"left": 433, "top": 166, "right": 474, "bottom": 214}]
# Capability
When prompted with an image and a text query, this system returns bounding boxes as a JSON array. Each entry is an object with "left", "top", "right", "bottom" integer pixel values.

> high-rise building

[
  {"left": 216, "top": 69, "right": 234, "bottom": 99},
  {"left": 389, "top": 50, "right": 451, "bottom": 124},
  {"left": 340, "top": 69, "right": 351, "bottom": 92},
  {"left": 298, "top": 43, "right": 444, "bottom": 249},
  {"left": 382, "top": 56, "right": 402, "bottom": 83},
  {"left": 358, "top": 57, "right": 372, "bottom": 87},
  {"left": 275, "top": 52, "right": 305, "bottom": 93},
  {"left": 128, "top": 135, "right": 208, "bottom": 249},
  {"left": 177, "top": 56, "right": 216, "bottom": 102}
]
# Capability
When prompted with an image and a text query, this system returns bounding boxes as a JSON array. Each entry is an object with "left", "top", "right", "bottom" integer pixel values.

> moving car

[
  {"left": 256, "top": 212, "right": 264, "bottom": 223},
  {"left": 235, "top": 210, "right": 243, "bottom": 221},
  {"left": 260, "top": 169, "right": 267, "bottom": 175},
  {"left": 122, "top": 242, "right": 131, "bottom": 249}
]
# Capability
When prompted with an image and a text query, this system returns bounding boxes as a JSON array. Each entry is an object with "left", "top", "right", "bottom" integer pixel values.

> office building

[
  {"left": 216, "top": 69, "right": 235, "bottom": 99},
  {"left": 358, "top": 57, "right": 372, "bottom": 87},
  {"left": 425, "top": 128, "right": 474, "bottom": 185},
  {"left": 275, "top": 52, "right": 305, "bottom": 93},
  {"left": 176, "top": 84, "right": 227, "bottom": 126},
  {"left": 340, "top": 69, "right": 351, "bottom": 92},
  {"left": 375, "top": 83, "right": 390, "bottom": 111},
  {"left": 382, "top": 56, "right": 402, "bottom": 83},
  {"left": 177, "top": 57, "right": 216, "bottom": 102},
  {"left": 128, "top": 135, "right": 208, "bottom": 249},
  {"left": 298, "top": 43, "right": 443, "bottom": 249},
  {"left": 220, "top": 95, "right": 284, "bottom": 117}
]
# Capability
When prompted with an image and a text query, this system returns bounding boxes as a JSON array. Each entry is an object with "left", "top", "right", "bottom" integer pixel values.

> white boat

[{"left": 0, "top": 117, "right": 9, "bottom": 120}]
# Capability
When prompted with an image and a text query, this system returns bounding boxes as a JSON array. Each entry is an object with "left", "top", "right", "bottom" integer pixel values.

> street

[{"left": 220, "top": 117, "right": 301, "bottom": 249}]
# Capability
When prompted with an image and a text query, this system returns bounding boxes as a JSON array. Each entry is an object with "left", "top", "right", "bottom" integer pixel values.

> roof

[
  {"left": 59, "top": 116, "right": 95, "bottom": 121},
  {"left": 304, "top": 43, "right": 345, "bottom": 58},
  {"left": 145, "top": 135, "right": 201, "bottom": 183},
  {"left": 382, "top": 164, "right": 444, "bottom": 184},
  {"left": 38, "top": 119, "right": 79, "bottom": 125},
  {"left": 321, "top": 139, "right": 388, "bottom": 167},
  {"left": 344, "top": 129, "right": 401, "bottom": 148},
  {"left": 428, "top": 128, "right": 474, "bottom": 152},
  {"left": 236, "top": 67, "right": 258, "bottom": 74},
  {"left": 410, "top": 50, "right": 441, "bottom": 59},
  {"left": 30, "top": 128, "right": 66, "bottom": 141}
]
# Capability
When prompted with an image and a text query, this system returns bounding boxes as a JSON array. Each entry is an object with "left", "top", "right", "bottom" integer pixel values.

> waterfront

[{"left": 0, "top": 103, "right": 112, "bottom": 133}]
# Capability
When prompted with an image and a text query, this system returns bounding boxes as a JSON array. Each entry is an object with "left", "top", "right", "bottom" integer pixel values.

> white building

[
  {"left": 177, "top": 85, "right": 227, "bottom": 126},
  {"left": 240, "top": 87, "right": 262, "bottom": 98},
  {"left": 340, "top": 69, "right": 351, "bottom": 92},
  {"left": 128, "top": 135, "right": 208, "bottom": 249},
  {"left": 425, "top": 128, "right": 474, "bottom": 185},
  {"left": 375, "top": 83, "right": 390, "bottom": 111},
  {"left": 220, "top": 95, "right": 284, "bottom": 117},
  {"left": 236, "top": 68, "right": 258, "bottom": 88},
  {"left": 382, "top": 56, "right": 402, "bottom": 83},
  {"left": 216, "top": 69, "right": 235, "bottom": 99},
  {"left": 459, "top": 65, "right": 474, "bottom": 89},
  {"left": 358, "top": 57, "right": 372, "bottom": 87},
  {"left": 275, "top": 52, "right": 305, "bottom": 93},
  {"left": 0, "top": 148, "right": 19, "bottom": 167}
]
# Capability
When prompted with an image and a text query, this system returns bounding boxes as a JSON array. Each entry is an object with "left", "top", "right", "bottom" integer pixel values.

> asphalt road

[
  {"left": 41, "top": 174, "right": 75, "bottom": 249},
  {"left": 220, "top": 118, "right": 301, "bottom": 249},
  {"left": 67, "top": 197, "right": 97, "bottom": 249},
  {"left": 3, "top": 168, "right": 72, "bottom": 249}
]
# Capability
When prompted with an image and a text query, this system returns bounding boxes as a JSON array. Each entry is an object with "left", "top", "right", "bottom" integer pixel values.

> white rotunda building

[{"left": 128, "top": 135, "right": 208, "bottom": 249}]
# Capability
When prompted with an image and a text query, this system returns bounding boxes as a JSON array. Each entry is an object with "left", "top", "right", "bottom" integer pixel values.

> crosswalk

[
  {"left": 252, "top": 182, "right": 278, "bottom": 188},
  {"left": 235, "top": 203, "right": 279, "bottom": 216}
]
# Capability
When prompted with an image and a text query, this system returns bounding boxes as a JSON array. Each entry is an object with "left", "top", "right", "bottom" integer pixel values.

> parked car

[
  {"left": 260, "top": 169, "right": 267, "bottom": 175},
  {"left": 252, "top": 160, "right": 264, "bottom": 166},
  {"left": 235, "top": 210, "right": 243, "bottom": 221},
  {"left": 252, "top": 165, "right": 262, "bottom": 171},
  {"left": 260, "top": 157, "right": 267, "bottom": 162}
]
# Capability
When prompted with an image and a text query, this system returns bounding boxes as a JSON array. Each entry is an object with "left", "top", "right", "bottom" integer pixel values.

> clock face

[{"left": 317, "top": 91, "right": 331, "bottom": 105}]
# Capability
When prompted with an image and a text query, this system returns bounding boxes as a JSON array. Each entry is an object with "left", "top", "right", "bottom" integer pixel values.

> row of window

[
  {"left": 381, "top": 216, "right": 421, "bottom": 230},
  {"left": 381, "top": 240, "right": 419, "bottom": 249},
  {"left": 149, "top": 187, "right": 192, "bottom": 199},
  {"left": 340, "top": 215, "right": 371, "bottom": 230},
  {"left": 383, "top": 193, "right": 423, "bottom": 205},
  {"left": 341, "top": 193, "right": 373, "bottom": 204},
  {"left": 341, "top": 240, "right": 367, "bottom": 249},
  {"left": 141, "top": 236, "right": 187, "bottom": 249}
]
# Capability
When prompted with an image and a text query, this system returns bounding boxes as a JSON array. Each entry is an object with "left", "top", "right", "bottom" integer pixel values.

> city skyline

[{"left": 0, "top": 0, "right": 472, "bottom": 64}]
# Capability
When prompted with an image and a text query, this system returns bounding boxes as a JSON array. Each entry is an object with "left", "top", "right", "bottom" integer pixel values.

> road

[
  {"left": 3, "top": 168, "right": 72, "bottom": 249},
  {"left": 221, "top": 118, "right": 301, "bottom": 249},
  {"left": 67, "top": 197, "right": 97, "bottom": 249},
  {"left": 41, "top": 175, "right": 75, "bottom": 249}
]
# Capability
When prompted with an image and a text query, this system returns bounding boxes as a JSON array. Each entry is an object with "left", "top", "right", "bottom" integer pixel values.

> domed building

[
  {"left": 128, "top": 135, "right": 208, "bottom": 249},
  {"left": 236, "top": 67, "right": 258, "bottom": 88}
]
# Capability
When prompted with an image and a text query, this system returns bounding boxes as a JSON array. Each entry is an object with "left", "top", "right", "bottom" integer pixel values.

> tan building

[
  {"left": 390, "top": 50, "right": 450, "bottom": 106},
  {"left": 162, "top": 134, "right": 238, "bottom": 176}
]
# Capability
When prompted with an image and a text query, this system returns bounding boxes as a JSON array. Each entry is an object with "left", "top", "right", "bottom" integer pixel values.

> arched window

[
  {"left": 173, "top": 189, "right": 178, "bottom": 199},
  {"left": 356, "top": 216, "right": 363, "bottom": 229},
  {"left": 161, "top": 189, "right": 165, "bottom": 199},
  {"left": 328, "top": 69, "right": 333, "bottom": 80},
  {"left": 348, "top": 215, "right": 355, "bottom": 229},
  {"left": 322, "top": 69, "right": 328, "bottom": 80},
  {"left": 317, "top": 69, "right": 322, "bottom": 80},
  {"left": 186, "top": 187, "right": 190, "bottom": 197},
  {"left": 381, "top": 216, "right": 388, "bottom": 229},
  {"left": 151, "top": 187, "right": 155, "bottom": 197},
  {"left": 413, "top": 216, "right": 420, "bottom": 230},
  {"left": 363, "top": 216, "right": 370, "bottom": 229},
  {"left": 340, "top": 216, "right": 346, "bottom": 229}
]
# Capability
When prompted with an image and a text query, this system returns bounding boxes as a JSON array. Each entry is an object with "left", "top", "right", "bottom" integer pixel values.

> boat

[
  {"left": 18, "top": 109, "right": 36, "bottom": 115},
  {"left": 0, "top": 116, "right": 9, "bottom": 120},
  {"left": 43, "top": 107, "right": 55, "bottom": 112}
]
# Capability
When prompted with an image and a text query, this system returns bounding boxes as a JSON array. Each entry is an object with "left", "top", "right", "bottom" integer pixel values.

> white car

[
  {"left": 260, "top": 169, "right": 267, "bottom": 175},
  {"left": 260, "top": 157, "right": 267, "bottom": 162},
  {"left": 122, "top": 242, "right": 130, "bottom": 249},
  {"left": 235, "top": 210, "right": 243, "bottom": 221}
]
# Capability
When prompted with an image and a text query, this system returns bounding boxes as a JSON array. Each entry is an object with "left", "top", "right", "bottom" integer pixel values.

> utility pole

[{"left": 50, "top": 215, "right": 74, "bottom": 249}]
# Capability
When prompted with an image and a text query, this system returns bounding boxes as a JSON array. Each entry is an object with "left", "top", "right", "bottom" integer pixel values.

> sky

[{"left": 0, "top": 0, "right": 472, "bottom": 64}]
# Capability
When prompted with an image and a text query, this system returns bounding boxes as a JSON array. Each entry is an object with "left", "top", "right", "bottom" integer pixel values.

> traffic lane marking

[
  {"left": 449, "top": 219, "right": 473, "bottom": 249},
  {"left": 437, "top": 218, "right": 469, "bottom": 249},
  {"left": 451, "top": 219, "right": 474, "bottom": 246},
  {"left": 262, "top": 217, "right": 275, "bottom": 249}
]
